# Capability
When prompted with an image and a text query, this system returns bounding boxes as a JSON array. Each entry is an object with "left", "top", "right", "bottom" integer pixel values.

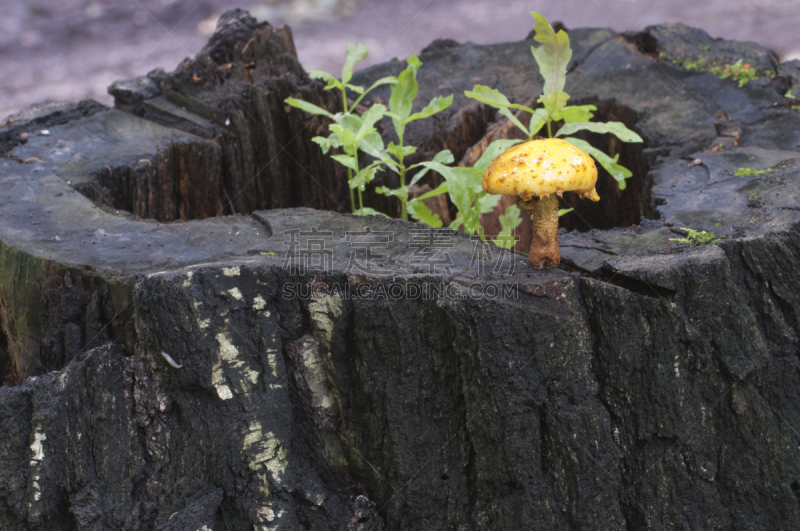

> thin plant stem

[{"left": 348, "top": 168, "right": 355, "bottom": 213}]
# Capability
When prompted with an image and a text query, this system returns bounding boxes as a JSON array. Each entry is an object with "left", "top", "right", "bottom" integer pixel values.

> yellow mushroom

[{"left": 482, "top": 138, "right": 600, "bottom": 269}]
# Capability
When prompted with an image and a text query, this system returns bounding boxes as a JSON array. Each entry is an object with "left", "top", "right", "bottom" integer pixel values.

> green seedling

[
  {"left": 670, "top": 228, "right": 724, "bottom": 246},
  {"left": 457, "top": 12, "right": 641, "bottom": 248},
  {"left": 464, "top": 12, "right": 642, "bottom": 191},
  {"left": 285, "top": 43, "right": 396, "bottom": 215},
  {"left": 373, "top": 55, "right": 454, "bottom": 225},
  {"left": 416, "top": 139, "right": 524, "bottom": 246}
]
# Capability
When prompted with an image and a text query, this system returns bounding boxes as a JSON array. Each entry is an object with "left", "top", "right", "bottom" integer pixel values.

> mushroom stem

[{"left": 528, "top": 194, "right": 560, "bottom": 269}]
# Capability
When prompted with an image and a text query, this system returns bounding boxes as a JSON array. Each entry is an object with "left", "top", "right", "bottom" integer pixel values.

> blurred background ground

[{"left": 1, "top": 0, "right": 799, "bottom": 121}]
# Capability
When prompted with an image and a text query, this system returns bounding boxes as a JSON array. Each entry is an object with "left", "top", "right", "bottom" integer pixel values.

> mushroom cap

[{"left": 482, "top": 138, "right": 600, "bottom": 202}]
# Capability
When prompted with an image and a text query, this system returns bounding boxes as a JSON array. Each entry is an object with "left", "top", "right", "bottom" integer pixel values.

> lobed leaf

[
  {"left": 355, "top": 104, "right": 387, "bottom": 142},
  {"left": 474, "top": 138, "right": 525, "bottom": 174},
  {"left": 406, "top": 95, "right": 454, "bottom": 123},
  {"left": 556, "top": 121, "right": 643, "bottom": 142},
  {"left": 331, "top": 154, "right": 357, "bottom": 171},
  {"left": 409, "top": 149, "right": 454, "bottom": 185},
  {"left": 354, "top": 207, "right": 390, "bottom": 217},
  {"left": 342, "top": 43, "right": 369, "bottom": 84},
  {"left": 407, "top": 202, "right": 443, "bottom": 227},
  {"left": 464, "top": 85, "right": 535, "bottom": 113},
  {"left": 538, "top": 91, "right": 570, "bottom": 121},
  {"left": 350, "top": 165, "right": 381, "bottom": 189},
  {"left": 477, "top": 192, "right": 501, "bottom": 214},
  {"left": 414, "top": 182, "right": 448, "bottom": 200},
  {"left": 309, "top": 70, "right": 341, "bottom": 91},
  {"left": 353, "top": 76, "right": 398, "bottom": 107},
  {"left": 563, "top": 137, "right": 633, "bottom": 189},
  {"left": 557, "top": 104, "right": 596, "bottom": 123},
  {"left": 495, "top": 205, "right": 522, "bottom": 249},
  {"left": 285, "top": 98, "right": 335, "bottom": 120},
  {"left": 530, "top": 12, "right": 572, "bottom": 96},
  {"left": 498, "top": 107, "right": 530, "bottom": 137},
  {"left": 389, "top": 55, "right": 422, "bottom": 129}
]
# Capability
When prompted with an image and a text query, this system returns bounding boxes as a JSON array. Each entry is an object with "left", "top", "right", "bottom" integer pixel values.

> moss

[
  {"left": 669, "top": 228, "right": 724, "bottom": 246},
  {"left": 0, "top": 240, "right": 134, "bottom": 379}
]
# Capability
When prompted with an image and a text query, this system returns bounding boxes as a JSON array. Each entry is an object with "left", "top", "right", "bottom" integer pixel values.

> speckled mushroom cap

[{"left": 482, "top": 138, "right": 600, "bottom": 202}]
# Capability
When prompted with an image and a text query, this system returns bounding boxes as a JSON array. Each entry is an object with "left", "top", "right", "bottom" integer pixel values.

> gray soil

[{"left": 2, "top": 0, "right": 800, "bottom": 120}]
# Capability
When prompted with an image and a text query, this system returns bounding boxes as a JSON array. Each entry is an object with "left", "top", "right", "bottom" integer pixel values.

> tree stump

[{"left": 0, "top": 9, "right": 799, "bottom": 530}]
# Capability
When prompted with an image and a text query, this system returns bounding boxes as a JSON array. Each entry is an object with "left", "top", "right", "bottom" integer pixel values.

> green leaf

[
  {"left": 342, "top": 43, "right": 369, "bottom": 84},
  {"left": 494, "top": 227, "right": 518, "bottom": 249},
  {"left": 359, "top": 131, "right": 387, "bottom": 160},
  {"left": 387, "top": 142, "right": 417, "bottom": 161},
  {"left": 563, "top": 137, "right": 633, "bottom": 189},
  {"left": 354, "top": 207, "right": 390, "bottom": 217},
  {"left": 557, "top": 104, "right": 596, "bottom": 123},
  {"left": 474, "top": 138, "right": 525, "bottom": 174},
  {"left": 350, "top": 165, "right": 381, "bottom": 189},
  {"left": 433, "top": 149, "right": 455, "bottom": 165},
  {"left": 376, "top": 185, "right": 409, "bottom": 202},
  {"left": 500, "top": 204, "right": 523, "bottom": 230},
  {"left": 312, "top": 135, "right": 339, "bottom": 154},
  {"left": 308, "top": 70, "right": 341, "bottom": 91},
  {"left": 529, "top": 109, "right": 549, "bottom": 138},
  {"left": 558, "top": 208, "right": 574, "bottom": 216},
  {"left": 556, "top": 121, "right": 643, "bottom": 142},
  {"left": 408, "top": 149, "right": 455, "bottom": 185},
  {"left": 353, "top": 76, "right": 398, "bottom": 107},
  {"left": 530, "top": 12, "right": 572, "bottom": 96},
  {"left": 344, "top": 83, "right": 365, "bottom": 95},
  {"left": 495, "top": 204, "right": 522, "bottom": 249},
  {"left": 460, "top": 209, "right": 483, "bottom": 235},
  {"left": 464, "top": 85, "right": 535, "bottom": 113},
  {"left": 406, "top": 95, "right": 454, "bottom": 123},
  {"left": 413, "top": 182, "right": 448, "bottom": 200},
  {"left": 355, "top": 104, "right": 387, "bottom": 142},
  {"left": 330, "top": 154, "right": 357, "bottom": 171},
  {"left": 329, "top": 123, "right": 357, "bottom": 145},
  {"left": 389, "top": 55, "right": 422, "bottom": 126},
  {"left": 418, "top": 162, "right": 477, "bottom": 218},
  {"left": 477, "top": 192, "right": 501, "bottom": 214},
  {"left": 407, "top": 202, "right": 443, "bottom": 227},
  {"left": 498, "top": 107, "right": 530, "bottom": 137},
  {"left": 285, "top": 98, "right": 335, "bottom": 120},
  {"left": 538, "top": 91, "right": 569, "bottom": 120}
]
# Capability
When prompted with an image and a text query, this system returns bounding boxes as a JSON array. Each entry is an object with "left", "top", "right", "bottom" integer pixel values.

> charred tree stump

[{"left": 0, "top": 9, "right": 799, "bottom": 530}]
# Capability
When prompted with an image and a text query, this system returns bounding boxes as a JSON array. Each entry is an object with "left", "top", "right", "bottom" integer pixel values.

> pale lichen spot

[
  {"left": 228, "top": 287, "right": 243, "bottom": 300},
  {"left": 198, "top": 318, "right": 210, "bottom": 329},
  {"left": 216, "top": 330, "right": 260, "bottom": 393},
  {"left": 211, "top": 360, "right": 233, "bottom": 400},
  {"left": 265, "top": 348, "right": 279, "bottom": 377},
  {"left": 253, "top": 295, "right": 267, "bottom": 311},
  {"left": 182, "top": 271, "right": 193, "bottom": 288},
  {"left": 223, "top": 266, "right": 241, "bottom": 277},
  {"left": 30, "top": 429, "right": 46, "bottom": 465}
]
